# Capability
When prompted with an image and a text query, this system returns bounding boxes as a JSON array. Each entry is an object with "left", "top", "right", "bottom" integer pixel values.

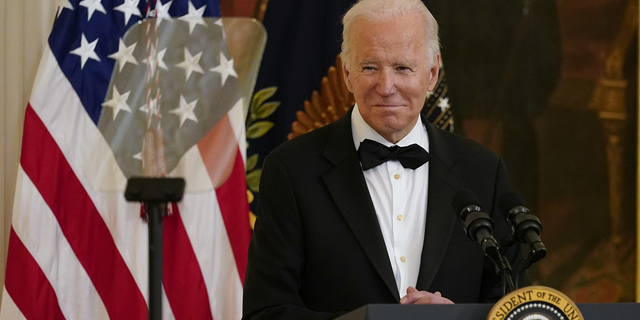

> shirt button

[
  {"left": 400, "top": 256, "right": 406, "bottom": 262},
  {"left": 394, "top": 173, "right": 400, "bottom": 180},
  {"left": 397, "top": 214, "right": 403, "bottom": 221}
]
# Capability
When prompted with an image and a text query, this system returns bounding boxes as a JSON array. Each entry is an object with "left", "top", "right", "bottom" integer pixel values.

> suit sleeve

[
  {"left": 242, "top": 154, "right": 344, "bottom": 320},
  {"left": 479, "top": 158, "right": 530, "bottom": 302}
]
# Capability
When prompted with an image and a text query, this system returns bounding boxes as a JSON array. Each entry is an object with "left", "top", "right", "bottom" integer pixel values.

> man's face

[{"left": 343, "top": 13, "right": 440, "bottom": 143}]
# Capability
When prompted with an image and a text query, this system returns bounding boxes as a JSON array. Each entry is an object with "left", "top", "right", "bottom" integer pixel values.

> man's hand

[{"left": 399, "top": 287, "right": 454, "bottom": 305}]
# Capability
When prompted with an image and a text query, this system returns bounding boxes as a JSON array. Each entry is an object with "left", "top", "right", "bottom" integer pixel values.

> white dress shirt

[{"left": 351, "top": 104, "right": 429, "bottom": 297}]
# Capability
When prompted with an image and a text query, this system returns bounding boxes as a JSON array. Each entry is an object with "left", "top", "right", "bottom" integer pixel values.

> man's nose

[{"left": 376, "top": 69, "right": 397, "bottom": 96}]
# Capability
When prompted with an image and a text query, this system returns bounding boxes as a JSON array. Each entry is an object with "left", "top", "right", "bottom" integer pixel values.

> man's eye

[
  {"left": 397, "top": 66, "right": 411, "bottom": 71},
  {"left": 363, "top": 66, "right": 375, "bottom": 71}
]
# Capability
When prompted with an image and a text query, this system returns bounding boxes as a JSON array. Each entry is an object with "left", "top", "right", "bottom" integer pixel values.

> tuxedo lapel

[
  {"left": 416, "top": 121, "right": 461, "bottom": 290},
  {"left": 321, "top": 112, "right": 400, "bottom": 301}
]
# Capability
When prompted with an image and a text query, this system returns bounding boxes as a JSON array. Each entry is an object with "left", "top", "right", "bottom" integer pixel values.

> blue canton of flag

[{"left": 50, "top": 0, "right": 221, "bottom": 123}]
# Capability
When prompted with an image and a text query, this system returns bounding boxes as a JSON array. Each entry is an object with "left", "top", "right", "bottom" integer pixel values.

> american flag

[{"left": 0, "top": 1, "right": 252, "bottom": 319}]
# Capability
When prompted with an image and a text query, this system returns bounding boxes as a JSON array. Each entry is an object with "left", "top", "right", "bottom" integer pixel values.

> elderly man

[{"left": 243, "top": 0, "right": 524, "bottom": 318}]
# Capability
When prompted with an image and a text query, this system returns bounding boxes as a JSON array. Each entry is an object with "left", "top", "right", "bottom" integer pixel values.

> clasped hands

[{"left": 399, "top": 286, "right": 454, "bottom": 305}]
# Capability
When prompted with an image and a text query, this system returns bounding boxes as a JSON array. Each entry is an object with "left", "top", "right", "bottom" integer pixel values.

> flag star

[
  {"left": 79, "top": 0, "right": 107, "bottom": 21},
  {"left": 179, "top": 1, "right": 207, "bottom": 34},
  {"left": 102, "top": 87, "right": 132, "bottom": 120},
  {"left": 438, "top": 97, "right": 450, "bottom": 112},
  {"left": 426, "top": 91, "right": 433, "bottom": 98},
  {"left": 108, "top": 39, "right": 138, "bottom": 72},
  {"left": 151, "top": 0, "right": 173, "bottom": 27},
  {"left": 156, "top": 0, "right": 173, "bottom": 19},
  {"left": 210, "top": 52, "right": 238, "bottom": 86},
  {"left": 139, "top": 96, "right": 160, "bottom": 115},
  {"left": 70, "top": 34, "right": 101, "bottom": 69},
  {"left": 56, "top": 0, "right": 74, "bottom": 18},
  {"left": 170, "top": 95, "right": 199, "bottom": 127},
  {"left": 114, "top": 0, "right": 142, "bottom": 25},
  {"left": 133, "top": 151, "right": 145, "bottom": 168},
  {"left": 176, "top": 48, "right": 204, "bottom": 81},
  {"left": 214, "top": 19, "right": 226, "bottom": 39},
  {"left": 142, "top": 45, "right": 169, "bottom": 75},
  {"left": 59, "top": 0, "right": 74, "bottom": 10}
]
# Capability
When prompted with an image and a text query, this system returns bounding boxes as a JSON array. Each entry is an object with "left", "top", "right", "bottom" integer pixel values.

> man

[{"left": 243, "top": 0, "right": 524, "bottom": 318}]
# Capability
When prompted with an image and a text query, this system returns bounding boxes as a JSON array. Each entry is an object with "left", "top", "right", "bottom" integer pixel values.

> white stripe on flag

[
  {"left": 0, "top": 287, "right": 27, "bottom": 320},
  {"left": 169, "top": 145, "right": 214, "bottom": 193},
  {"left": 162, "top": 287, "right": 176, "bottom": 320},
  {"left": 228, "top": 98, "right": 247, "bottom": 163},
  {"left": 11, "top": 167, "right": 110, "bottom": 319},
  {"left": 179, "top": 191, "right": 243, "bottom": 319}
]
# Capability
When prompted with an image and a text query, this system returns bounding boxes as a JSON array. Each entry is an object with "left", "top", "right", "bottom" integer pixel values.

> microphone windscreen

[
  {"left": 498, "top": 191, "right": 527, "bottom": 215},
  {"left": 452, "top": 189, "right": 481, "bottom": 214}
]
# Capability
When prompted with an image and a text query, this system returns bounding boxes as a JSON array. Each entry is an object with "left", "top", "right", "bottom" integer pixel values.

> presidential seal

[{"left": 487, "top": 286, "right": 583, "bottom": 320}]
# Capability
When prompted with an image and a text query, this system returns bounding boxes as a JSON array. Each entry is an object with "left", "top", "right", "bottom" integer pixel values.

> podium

[{"left": 335, "top": 303, "right": 640, "bottom": 320}]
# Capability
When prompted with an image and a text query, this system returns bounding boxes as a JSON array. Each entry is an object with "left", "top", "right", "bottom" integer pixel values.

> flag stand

[{"left": 125, "top": 177, "right": 186, "bottom": 320}]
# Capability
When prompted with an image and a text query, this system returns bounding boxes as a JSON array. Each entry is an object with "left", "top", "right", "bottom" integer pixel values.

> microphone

[
  {"left": 453, "top": 189, "right": 516, "bottom": 293},
  {"left": 498, "top": 192, "right": 547, "bottom": 269},
  {"left": 452, "top": 189, "right": 499, "bottom": 254}
]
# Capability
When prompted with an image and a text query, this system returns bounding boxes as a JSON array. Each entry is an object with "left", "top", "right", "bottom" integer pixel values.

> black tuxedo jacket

[{"left": 243, "top": 110, "right": 524, "bottom": 320}]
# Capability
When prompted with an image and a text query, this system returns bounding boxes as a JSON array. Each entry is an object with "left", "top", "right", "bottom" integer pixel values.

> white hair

[{"left": 341, "top": 0, "right": 440, "bottom": 68}]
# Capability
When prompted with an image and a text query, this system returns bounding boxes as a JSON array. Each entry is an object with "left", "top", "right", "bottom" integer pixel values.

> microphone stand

[
  {"left": 125, "top": 177, "right": 185, "bottom": 320},
  {"left": 484, "top": 239, "right": 516, "bottom": 295}
]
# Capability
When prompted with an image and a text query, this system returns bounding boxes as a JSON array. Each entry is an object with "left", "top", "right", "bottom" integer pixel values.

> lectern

[{"left": 335, "top": 303, "right": 640, "bottom": 320}]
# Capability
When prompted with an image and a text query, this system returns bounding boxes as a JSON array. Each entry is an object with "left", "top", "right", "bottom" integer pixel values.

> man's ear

[
  {"left": 342, "top": 63, "right": 354, "bottom": 93},
  {"left": 427, "top": 54, "right": 440, "bottom": 91}
]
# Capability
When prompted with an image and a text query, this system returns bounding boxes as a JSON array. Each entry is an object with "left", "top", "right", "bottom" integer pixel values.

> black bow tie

[{"left": 357, "top": 139, "right": 431, "bottom": 170}]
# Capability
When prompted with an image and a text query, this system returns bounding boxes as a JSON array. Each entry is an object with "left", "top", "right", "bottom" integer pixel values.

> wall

[{"left": 1, "top": 0, "right": 58, "bottom": 294}]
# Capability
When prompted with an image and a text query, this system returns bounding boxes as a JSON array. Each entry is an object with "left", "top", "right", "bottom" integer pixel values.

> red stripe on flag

[
  {"left": 5, "top": 228, "right": 67, "bottom": 320},
  {"left": 215, "top": 148, "right": 251, "bottom": 284},
  {"left": 20, "top": 105, "right": 147, "bottom": 320},
  {"left": 163, "top": 204, "right": 213, "bottom": 320}
]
